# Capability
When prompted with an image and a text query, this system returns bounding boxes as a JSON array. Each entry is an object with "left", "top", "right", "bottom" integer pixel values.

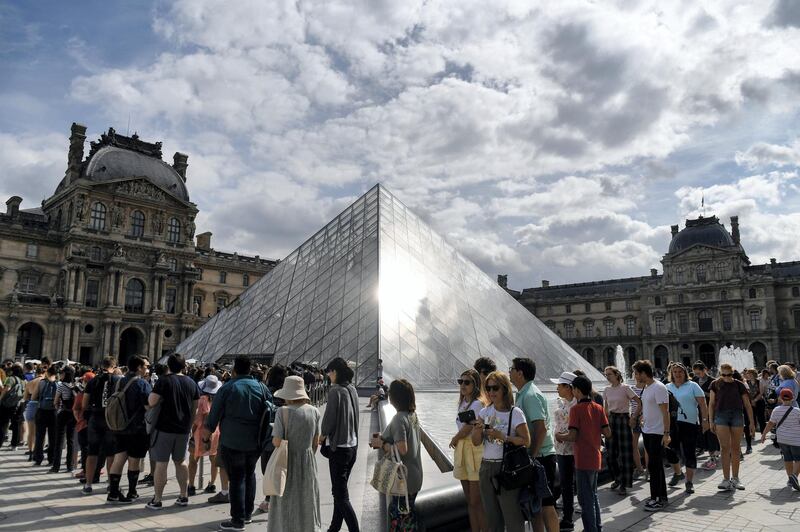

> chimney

[
  {"left": 66, "top": 122, "right": 87, "bottom": 184},
  {"left": 497, "top": 274, "right": 508, "bottom": 289},
  {"left": 196, "top": 231, "right": 212, "bottom": 251},
  {"left": 173, "top": 152, "right": 189, "bottom": 182},
  {"left": 770, "top": 258, "right": 777, "bottom": 266},
  {"left": 650, "top": 268, "right": 658, "bottom": 277},
  {"left": 670, "top": 225, "right": 679, "bottom": 237},
  {"left": 731, "top": 216, "right": 740, "bottom": 246},
  {"left": 541, "top": 280, "right": 550, "bottom": 288},
  {"left": 6, "top": 196, "right": 22, "bottom": 217}
]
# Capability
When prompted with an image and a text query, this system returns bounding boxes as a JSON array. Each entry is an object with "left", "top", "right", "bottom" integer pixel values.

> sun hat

[
  {"left": 274, "top": 375, "right": 310, "bottom": 401},
  {"left": 199, "top": 374, "right": 222, "bottom": 395},
  {"left": 780, "top": 388, "right": 794, "bottom": 400},
  {"left": 550, "top": 371, "right": 577, "bottom": 385}
]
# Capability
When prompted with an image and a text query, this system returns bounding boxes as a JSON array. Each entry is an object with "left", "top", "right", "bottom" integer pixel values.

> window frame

[
  {"left": 131, "top": 210, "right": 145, "bottom": 237},
  {"left": 124, "top": 278, "right": 145, "bottom": 314},
  {"left": 167, "top": 217, "right": 181, "bottom": 243},
  {"left": 85, "top": 279, "right": 100, "bottom": 308},
  {"left": 90, "top": 202, "right": 107, "bottom": 230}
]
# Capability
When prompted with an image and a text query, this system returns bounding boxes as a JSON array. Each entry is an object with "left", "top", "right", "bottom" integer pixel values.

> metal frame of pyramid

[{"left": 176, "top": 184, "right": 603, "bottom": 388}]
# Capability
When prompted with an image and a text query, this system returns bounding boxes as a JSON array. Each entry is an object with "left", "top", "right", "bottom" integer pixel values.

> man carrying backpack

[
  {"left": 32, "top": 366, "right": 59, "bottom": 466},
  {"left": 82, "top": 356, "right": 121, "bottom": 494},
  {"left": 0, "top": 364, "right": 26, "bottom": 450},
  {"left": 203, "top": 355, "right": 274, "bottom": 532},
  {"left": 106, "top": 355, "right": 152, "bottom": 504}
]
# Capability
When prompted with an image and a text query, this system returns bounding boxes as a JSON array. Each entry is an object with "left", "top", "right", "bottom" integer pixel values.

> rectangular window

[
  {"left": 750, "top": 310, "right": 761, "bottom": 330},
  {"left": 723, "top": 311, "right": 733, "bottom": 331},
  {"left": 584, "top": 302, "right": 591, "bottom": 312},
  {"left": 243, "top": 273, "right": 250, "bottom": 287},
  {"left": 216, "top": 297, "right": 227, "bottom": 313},
  {"left": 85, "top": 279, "right": 99, "bottom": 308},
  {"left": 654, "top": 315, "right": 665, "bottom": 335},
  {"left": 605, "top": 301, "right": 612, "bottom": 311},
  {"left": 564, "top": 322, "right": 574, "bottom": 338},
  {"left": 794, "top": 310, "right": 800, "bottom": 329},
  {"left": 26, "top": 243, "right": 38, "bottom": 258},
  {"left": 565, "top": 304, "right": 571, "bottom": 314},
  {"left": 625, "top": 318, "right": 636, "bottom": 336},
  {"left": 605, "top": 320, "right": 614, "bottom": 337},
  {"left": 166, "top": 288, "right": 177, "bottom": 314},
  {"left": 625, "top": 300, "right": 634, "bottom": 311},
  {"left": 679, "top": 313, "right": 689, "bottom": 334},
  {"left": 584, "top": 322, "right": 594, "bottom": 338},
  {"left": 20, "top": 274, "right": 37, "bottom": 293},
  {"left": 654, "top": 296, "right": 662, "bottom": 306},
  {"left": 219, "top": 271, "right": 227, "bottom": 284}
]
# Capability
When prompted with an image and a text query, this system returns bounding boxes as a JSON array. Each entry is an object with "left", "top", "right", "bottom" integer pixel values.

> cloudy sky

[{"left": 2, "top": 0, "right": 800, "bottom": 288}]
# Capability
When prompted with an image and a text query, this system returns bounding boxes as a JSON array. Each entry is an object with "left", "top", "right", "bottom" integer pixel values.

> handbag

[
  {"left": 263, "top": 408, "right": 290, "bottom": 496},
  {"left": 496, "top": 409, "right": 535, "bottom": 491},
  {"left": 321, "top": 385, "right": 358, "bottom": 459},
  {"left": 370, "top": 444, "right": 410, "bottom": 513}
]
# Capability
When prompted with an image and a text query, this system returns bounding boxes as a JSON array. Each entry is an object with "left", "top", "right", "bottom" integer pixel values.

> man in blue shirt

[{"left": 203, "top": 355, "right": 273, "bottom": 532}]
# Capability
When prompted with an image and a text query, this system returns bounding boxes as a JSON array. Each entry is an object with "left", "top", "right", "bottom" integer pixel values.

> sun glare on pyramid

[{"left": 377, "top": 258, "right": 427, "bottom": 319}]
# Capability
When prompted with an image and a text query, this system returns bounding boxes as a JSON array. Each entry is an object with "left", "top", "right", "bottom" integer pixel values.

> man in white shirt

[{"left": 632, "top": 360, "right": 671, "bottom": 512}]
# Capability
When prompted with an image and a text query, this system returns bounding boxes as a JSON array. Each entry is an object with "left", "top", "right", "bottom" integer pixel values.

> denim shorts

[
  {"left": 780, "top": 443, "right": 800, "bottom": 462},
  {"left": 714, "top": 409, "right": 744, "bottom": 427}
]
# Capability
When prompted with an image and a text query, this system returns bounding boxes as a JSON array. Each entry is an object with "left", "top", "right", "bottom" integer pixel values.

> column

[
  {"left": 152, "top": 277, "right": 160, "bottom": 311},
  {"left": 5, "top": 320, "right": 18, "bottom": 358},
  {"left": 102, "top": 321, "right": 112, "bottom": 356},
  {"left": 110, "top": 322, "right": 120, "bottom": 356},
  {"left": 116, "top": 273, "right": 126, "bottom": 307},
  {"left": 77, "top": 269, "right": 87, "bottom": 305},
  {"left": 71, "top": 321, "right": 80, "bottom": 359},
  {"left": 65, "top": 268, "right": 74, "bottom": 303},
  {"left": 105, "top": 270, "right": 115, "bottom": 307},
  {"left": 62, "top": 320, "right": 72, "bottom": 359},
  {"left": 159, "top": 278, "right": 167, "bottom": 310},
  {"left": 185, "top": 281, "right": 195, "bottom": 313},
  {"left": 154, "top": 326, "right": 164, "bottom": 359},
  {"left": 148, "top": 324, "right": 158, "bottom": 357}
]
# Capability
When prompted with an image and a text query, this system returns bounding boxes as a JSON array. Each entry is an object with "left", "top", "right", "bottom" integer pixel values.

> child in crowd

[{"left": 761, "top": 388, "right": 800, "bottom": 491}]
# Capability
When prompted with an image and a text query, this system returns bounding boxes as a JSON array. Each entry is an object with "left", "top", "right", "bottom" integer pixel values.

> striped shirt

[
  {"left": 769, "top": 405, "right": 800, "bottom": 446},
  {"left": 56, "top": 382, "right": 76, "bottom": 410}
]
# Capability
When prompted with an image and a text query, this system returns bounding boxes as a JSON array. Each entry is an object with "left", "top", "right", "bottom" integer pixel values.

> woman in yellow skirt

[{"left": 450, "top": 369, "right": 488, "bottom": 531}]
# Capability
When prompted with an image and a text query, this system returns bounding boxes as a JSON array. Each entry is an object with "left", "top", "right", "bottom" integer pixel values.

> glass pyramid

[{"left": 176, "top": 184, "right": 603, "bottom": 388}]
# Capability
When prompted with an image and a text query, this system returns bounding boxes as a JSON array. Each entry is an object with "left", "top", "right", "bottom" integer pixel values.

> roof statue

[{"left": 176, "top": 184, "right": 604, "bottom": 388}]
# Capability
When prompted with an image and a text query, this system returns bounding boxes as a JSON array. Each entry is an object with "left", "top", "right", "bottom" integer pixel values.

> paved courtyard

[{"left": 1, "top": 419, "right": 799, "bottom": 531}]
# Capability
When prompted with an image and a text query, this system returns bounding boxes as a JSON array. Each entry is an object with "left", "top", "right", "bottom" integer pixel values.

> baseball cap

[
  {"left": 550, "top": 371, "right": 577, "bottom": 385},
  {"left": 780, "top": 388, "right": 794, "bottom": 400}
]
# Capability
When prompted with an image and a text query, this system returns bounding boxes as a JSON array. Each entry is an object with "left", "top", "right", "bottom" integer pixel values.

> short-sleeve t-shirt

[
  {"left": 118, "top": 373, "right": 153, "bottom": 433},
  {"left": 381, "top": 411, "right": 423, "bottom": 494},
  {"left": 456, "top": 399, "right": 483, "bottom": 430},
  {"left": 516, "top": 381, "right": 555, "bottom": 457},
  {"left": 641, "top": 380, "right": 669, "bottom": 435},
  {"left": 777, "top": 380, "right": 800, "bottom": 408},
  {"left": 153, "top": 373, "right": 200, "bottom": 434},
  {"left": 568, "top": 398, "right": 608, "bottom": 471},
  {"left": 710, "top": 379, "right": 747, "bottom": 412},
  {"left": 769, "top": 405, "right": 800, "bottom": 446},
  {"left": 603, "top": 384, "right": 636, "bottom": 414},
  {"left": 666, "top": 381, "right": 705, "bottom": 425},
  {"left": 479, "top": 405, "right": 526, "bottom": 460}
]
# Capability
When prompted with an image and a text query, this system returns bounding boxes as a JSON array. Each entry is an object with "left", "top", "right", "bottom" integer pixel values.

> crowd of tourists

[{"left": 1, "top": 353, "right": 800, "bottom": 532}]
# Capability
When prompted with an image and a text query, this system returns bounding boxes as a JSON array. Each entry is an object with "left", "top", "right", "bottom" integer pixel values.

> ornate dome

[
  {"left": 55, "top": 127, "right": 190, "bottom": 202},
  {"left": 668, "top": 216, "right": 735, "bottom": 254}
]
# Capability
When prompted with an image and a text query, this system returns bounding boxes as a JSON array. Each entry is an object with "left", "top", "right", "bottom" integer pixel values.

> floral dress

[{"left": 552, "top": 397, "right": 575, "bottom": 456}]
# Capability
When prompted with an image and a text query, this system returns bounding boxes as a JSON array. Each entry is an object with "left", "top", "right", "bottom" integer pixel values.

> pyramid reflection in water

[{"left": 176, "top": 185, "right": 603, "bottom": 388}]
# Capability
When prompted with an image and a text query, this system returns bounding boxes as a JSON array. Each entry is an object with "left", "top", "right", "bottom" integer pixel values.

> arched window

[
  {"left": 90, "top": 202, "right": 106, "bottom": 230},
  {"left": 696, "top": 264, "right": 706, "bottom": 283},
  {"left": 242, "top": 273, "right": 250, "bottom": 287},
  {"left": 125, "top": 279, "right": 145, "bottom": 314},
  {"left": 167, "top": 218, "right": 181, "bottom": 243},
  {"left": 131, "top": 210, "right": 145, "bottom": 237},
  {"left": 697, "top": 309, "right": 713, "bottom": 332}
]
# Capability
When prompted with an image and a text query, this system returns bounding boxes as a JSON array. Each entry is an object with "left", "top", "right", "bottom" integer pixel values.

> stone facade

[
  {"left": 510, "top": 215, "right": 800, "bottom": 371},
  {"left": 0, "top": 123, "right": 276, "bottom": 366}
]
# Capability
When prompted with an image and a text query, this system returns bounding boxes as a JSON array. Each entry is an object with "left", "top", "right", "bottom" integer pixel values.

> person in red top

[
  {"left": 556, "top": 375, "right": 610, "bottom": 532},
  {"left": 72, "top": 371, "right": 94, "bottom": 480}
]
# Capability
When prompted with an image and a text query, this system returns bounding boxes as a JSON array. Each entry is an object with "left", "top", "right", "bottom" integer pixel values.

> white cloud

[{"left": 735, "top": 139, "right": 800, "bottom": 169}]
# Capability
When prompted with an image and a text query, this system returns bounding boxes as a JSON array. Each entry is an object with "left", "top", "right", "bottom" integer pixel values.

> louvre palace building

[
  {"left": 508, "top": 215, "right": 800, "bottom": 371},
  {"left": 0, "top": 123, "right": 275, "bottom": 366}
]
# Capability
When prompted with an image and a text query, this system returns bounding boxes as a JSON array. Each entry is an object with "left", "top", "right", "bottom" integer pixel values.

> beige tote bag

[{"left": 262, "top": 408, "right": 290, "bottom": 497}]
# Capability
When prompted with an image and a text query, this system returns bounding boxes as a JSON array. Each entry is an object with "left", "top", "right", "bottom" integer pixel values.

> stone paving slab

[{"left": 2, "top": 419, "right": 799, "bottom": 531}]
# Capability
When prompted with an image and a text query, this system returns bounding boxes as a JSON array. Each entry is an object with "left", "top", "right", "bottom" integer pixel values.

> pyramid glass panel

[{"left": 176, "top": 184, "right": 603, "bottom": 387}]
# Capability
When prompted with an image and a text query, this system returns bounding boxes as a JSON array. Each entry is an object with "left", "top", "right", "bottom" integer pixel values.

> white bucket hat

[
  {"left": 550, "top": 371, "right": 577, "bottom": 385},
  {"left": 274, "top": 375, "right": 310, "bottom": 402},
  {"left": 199, "top": 374, "right": 222, "bottom": 395}
]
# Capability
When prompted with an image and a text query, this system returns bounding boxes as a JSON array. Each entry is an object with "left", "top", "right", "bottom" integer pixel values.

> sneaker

[
  {"left": 219, "top": 521, "right": 245, "bottom": 531},
  {"left": 175, "top": 496, "right": 189, "bottom": 507},
  {"left": 789, "top": 475, "right": 800, "bottom": 491},
  {"left": 717, "top": 479, "right": 732, "bottom": 491},
  {"left": 685, "top": 481, "right": 695, "bottom": 494},
  {"left": 47, "top": 468, "right": 59, "bottom": 473},
  {"left": 187, "top": 486, "right": 197, "bottom": 496},
  {"left": 668, "top": 472, "right": 685, "bottom": 487},
  {"left": 643, "top": 499, "right": 667, "bottom": 512},
  {"left": 146, "top": 499, "right": 162, "bottom": 510},
  {"left": 82, "top": 485, "right": 93, "bottom": 495},
  {"left": 208, "top": 491, "right": 229, "bottom": 504},
  {"left": 140, "top": 474, "right": 154, "bottom": 486},
  {"left": 695, "top": 448, "right": 705, "bottom": 457},
  {"left": 244, "top": 516, "right": 253, "bottom": 524},
  {"left": 559, "top": 519, "right": 575, "bottom": 531},
  {"left": 610, "top": 480, "right": 621, "bottom": 490},
  {"left": 126, "top": 491, "right": 140, "bottom": 500},
  {"left": 745, "top": 446, "right": 752, "bottom": 454},
  {"left": 107, "top": 493, "right": 132, "bottom": 505},
  {"left": 204, "top": 483, "right": 217, "bottom": 494},
  {"left": 731, "top": 477, "right": 745, "bottom": 490},
  {"left": 643, "top": 470, "right": 650, "bottom": 481},
  {"left": 618, "top": 485, "right": 627, "bottom": 496}
]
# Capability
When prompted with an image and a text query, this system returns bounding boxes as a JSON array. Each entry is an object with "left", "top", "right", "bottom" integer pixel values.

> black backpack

[
  {"left": 667, "top": 390, "right": 680, "bottom": 420},
  {"left": 38, "top": 380, "right": 58, "bottom": 411}
]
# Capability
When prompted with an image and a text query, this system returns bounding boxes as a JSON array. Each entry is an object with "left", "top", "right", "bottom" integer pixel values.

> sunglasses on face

[
  {"left": 720, "top": 373, "right": 733, "bottom": 377},
  {"left": 457, "top": 379, "right": 473, "bottom": 386},
  {"left": 485, "top": 385, "right": 500, "bottom": 392}
]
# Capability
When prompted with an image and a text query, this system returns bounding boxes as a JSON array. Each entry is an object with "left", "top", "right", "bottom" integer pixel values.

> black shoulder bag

[
  {"left": 772, "top": 407, "right": 794, "bottom": 448},
  {"left": 496, "top": 410, "right": 535, "bottom": 492}
]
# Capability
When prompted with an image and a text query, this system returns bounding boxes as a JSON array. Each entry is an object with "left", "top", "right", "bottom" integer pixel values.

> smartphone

[{"left": 457, "top": 410, "right": 476, "bottom": 424}]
